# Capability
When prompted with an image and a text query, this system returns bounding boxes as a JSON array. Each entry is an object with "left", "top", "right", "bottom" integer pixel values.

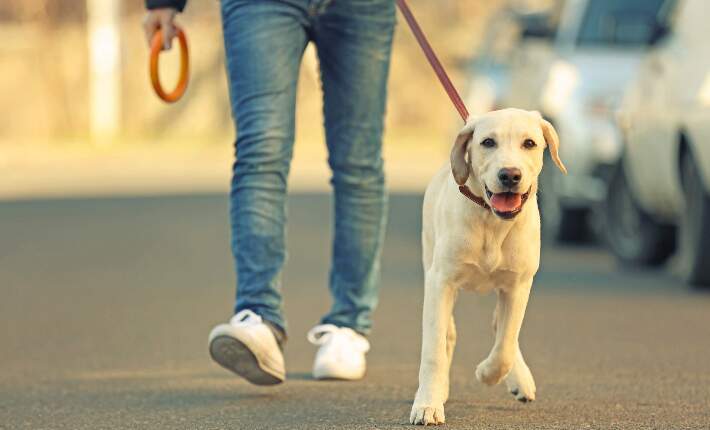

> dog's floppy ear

[
  {"left": 540, "top": 118, "right": 567, "bottom": 174},
  {"left": 450, "top": 119, "right": 476, "bottom": 185}
]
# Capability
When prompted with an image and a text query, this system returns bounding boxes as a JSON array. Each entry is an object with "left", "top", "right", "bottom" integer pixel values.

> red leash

[
  {"left": 395, "top": 0, "right": 469, "bottom": 123},
  {"left": 395, "top": 0, "right": 494, "bottom": 208}
]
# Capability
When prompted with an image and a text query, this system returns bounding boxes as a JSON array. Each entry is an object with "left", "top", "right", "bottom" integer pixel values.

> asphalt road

[{"left": 1, "top": 193, "right": 709, "bottom": 429}]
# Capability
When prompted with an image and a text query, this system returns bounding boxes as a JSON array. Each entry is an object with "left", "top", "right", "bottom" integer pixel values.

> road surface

[{"left": 1, "top": 194, "right": 709, "bottom": 429}]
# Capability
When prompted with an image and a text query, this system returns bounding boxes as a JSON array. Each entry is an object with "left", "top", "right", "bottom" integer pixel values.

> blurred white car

[
  {"left": 504, "top": 0, "right": 670, "bottom": 242},
  {"left": 607, "top": 0, "right": 710, "bottom": 286},
  {"left": 464, "top": 3, "right": 561, "bottom": 116}
]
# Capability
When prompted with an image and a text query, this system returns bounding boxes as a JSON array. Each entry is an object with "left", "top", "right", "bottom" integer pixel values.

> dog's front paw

[
  {"left": 410, "top": 404, "right": 445, "bottom": 426},
  {"left": 475, "top": 356, "right": 513, "bottom": 386},
  {"left": 505, "top": 361, "right": 536, "bottom": 403}
]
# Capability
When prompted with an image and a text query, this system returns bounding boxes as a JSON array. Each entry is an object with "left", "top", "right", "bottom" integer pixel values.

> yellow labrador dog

[{"left": 410, "top": 108, "right": 566, "bottom": 425}]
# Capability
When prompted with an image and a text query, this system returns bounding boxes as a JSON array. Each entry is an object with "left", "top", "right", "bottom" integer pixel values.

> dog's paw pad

[
  {"left": 504, "top": 363, "right": 536, "bottom": 402},
  {"left": 510, "top": 389, "right": 533, "bottom": 402},
  {"left": 517, "top": 395, "right": 531, "bottom": 403},
  {"left": 410, "top": 405, "right": 445, "bottom": 426},
  {"left": 507, "top": 383, "right": 536, "bottom": 402}
]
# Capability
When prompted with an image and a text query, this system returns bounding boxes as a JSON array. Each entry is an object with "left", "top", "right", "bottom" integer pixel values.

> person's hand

[{"left": 143, "top": 8, "right": 178, "bottom": 50}]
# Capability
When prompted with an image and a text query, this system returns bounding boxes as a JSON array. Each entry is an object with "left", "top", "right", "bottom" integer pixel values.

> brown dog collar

[{"left": 458, "top": 185, "right": 490, "bottom": 210}]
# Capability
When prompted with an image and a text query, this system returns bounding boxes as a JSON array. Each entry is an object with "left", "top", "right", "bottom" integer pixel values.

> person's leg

[
  {"left": 221, "top": 0, "right": 309, "bottom": 333},
  {"left": 311, "top": 0, "right": 396, "bottom": 335}
]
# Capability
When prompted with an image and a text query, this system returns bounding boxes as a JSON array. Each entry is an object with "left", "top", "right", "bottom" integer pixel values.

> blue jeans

[{"left": 221, "top": 0, "right": 395, "bottom": 335}]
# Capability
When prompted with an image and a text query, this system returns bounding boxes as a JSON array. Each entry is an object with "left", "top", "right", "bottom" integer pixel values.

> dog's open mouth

[{"left": 485, "top": 186, "right": 531, "bottom": 219}]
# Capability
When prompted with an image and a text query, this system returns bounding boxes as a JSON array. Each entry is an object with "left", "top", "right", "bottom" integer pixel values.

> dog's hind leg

[
  {"left": 446, "top": 315, "right": 457, "bottom": 368},
  {"left": 442, "top": 315, "right": 457, "bottom": 403}
]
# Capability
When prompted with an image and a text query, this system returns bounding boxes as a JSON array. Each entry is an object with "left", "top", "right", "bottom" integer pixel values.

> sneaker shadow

[{"left": 285, "top": 372, "right": 315, "bottom": 381}]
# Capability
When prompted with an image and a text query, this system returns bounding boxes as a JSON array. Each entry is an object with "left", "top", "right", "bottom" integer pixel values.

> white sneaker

[
  {"left": 208, "top": 310, "right": 285, "bottom": 385},
  {"left": 307, "top": 324, "right": 370, "bottom": 380}
]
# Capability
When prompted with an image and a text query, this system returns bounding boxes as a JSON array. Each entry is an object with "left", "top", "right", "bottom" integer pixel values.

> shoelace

[
  {"left": 307, "top": 324, "right": 370, "bottom": 352},
  {"left": 230, "top": 309, "right": 262, "bottom": 326}
]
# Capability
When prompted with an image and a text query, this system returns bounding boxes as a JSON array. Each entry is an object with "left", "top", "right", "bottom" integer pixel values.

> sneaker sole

[{"left": 209, "top": 335, "right": 284, "bottom": 386}]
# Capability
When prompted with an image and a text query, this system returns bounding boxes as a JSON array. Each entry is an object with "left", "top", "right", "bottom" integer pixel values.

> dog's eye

[
  {"left": 523, "top": 139, "right": 537, "bottom": 149},
  {"left": 481, "top": 138, "right": 496, "bottom": 148}
]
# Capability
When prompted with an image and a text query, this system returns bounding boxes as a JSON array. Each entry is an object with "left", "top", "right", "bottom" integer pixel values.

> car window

[
  {"left": 576, "top": 0, "right": 668, "bottom": 47},
  {"left": 475, "top": 3, "right": 561, "bottom": 66}
]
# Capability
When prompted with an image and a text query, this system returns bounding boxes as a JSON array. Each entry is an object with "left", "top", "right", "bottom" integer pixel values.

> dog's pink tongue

[{"left": 490, "top": 193, "right": 522, "bottom": 212}]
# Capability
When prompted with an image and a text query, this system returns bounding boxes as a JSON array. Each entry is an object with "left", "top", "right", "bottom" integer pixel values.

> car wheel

[
  {"left": 538, "top": 154, "right": 590, "bottom": 243},
  {"left": 679, "top": 150, "right": 710, "bottom": 287},
  {"left": 604, "top": 163, "right": 675, "bottom": 266}
]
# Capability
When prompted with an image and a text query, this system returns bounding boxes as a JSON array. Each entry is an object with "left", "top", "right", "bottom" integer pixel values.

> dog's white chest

[
  {"left": 479, "top": 241, "right": 503, "bottom": 273},
  {"left": 452, "top": 227, "right": 527, "bottom": 293}
]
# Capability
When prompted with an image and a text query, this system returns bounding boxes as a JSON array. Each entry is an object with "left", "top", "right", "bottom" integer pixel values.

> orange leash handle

[{"left": 150, "top": 26, "right": 189, "bottom": 103}]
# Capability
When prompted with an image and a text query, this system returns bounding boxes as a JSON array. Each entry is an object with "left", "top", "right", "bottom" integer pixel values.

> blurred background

[
  {"left": 466, "top": 0, "right": 710, "bottom": 287},
  {"left": 2, "top": 1, "right": 710, "bottom": 428},
  {"left": 3, "top": 0, "right": 708, "bottom": 285},
  {"left": 1, "top": 0, "right": 502, "bottom": 196}
]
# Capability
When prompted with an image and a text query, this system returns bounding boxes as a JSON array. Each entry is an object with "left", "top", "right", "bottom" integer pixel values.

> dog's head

[{"left": 451, "top": 108, "right": 567, "bottom": 220}]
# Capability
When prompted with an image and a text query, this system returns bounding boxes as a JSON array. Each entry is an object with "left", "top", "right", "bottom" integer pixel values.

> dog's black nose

[{"left": 498, "top": 168, "right": 522, "bottom": 188}]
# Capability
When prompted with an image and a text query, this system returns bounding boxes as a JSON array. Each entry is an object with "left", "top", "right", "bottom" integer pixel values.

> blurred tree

[{"left": 0, "top": 0, "right": 85, "bottom": 23}]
